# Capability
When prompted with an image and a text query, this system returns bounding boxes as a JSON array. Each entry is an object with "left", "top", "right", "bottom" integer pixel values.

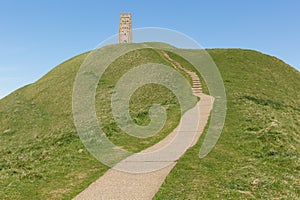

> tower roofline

[{"left": 120, "top": 13, "right": 131, "bottom": 16}]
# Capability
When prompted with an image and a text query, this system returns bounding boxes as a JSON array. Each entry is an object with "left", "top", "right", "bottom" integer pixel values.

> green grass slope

[
  {"left": 0, "top": 46, "right": 197, "bottom": 199},
  {"left": 0, "top": 45, "right": 299, "bottom": 199},
  {"left": 155, "top": 49, "right": 300, "bottom": 199}
]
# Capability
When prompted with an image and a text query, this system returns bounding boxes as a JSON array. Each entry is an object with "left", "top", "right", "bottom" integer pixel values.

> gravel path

[{"left": 73, "top": 51, "right": 214, "bottom": 200}]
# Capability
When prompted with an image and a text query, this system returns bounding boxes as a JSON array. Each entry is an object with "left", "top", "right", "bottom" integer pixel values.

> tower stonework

[{"left": 118, "top": 13, "right": 132, "bottom": 43}]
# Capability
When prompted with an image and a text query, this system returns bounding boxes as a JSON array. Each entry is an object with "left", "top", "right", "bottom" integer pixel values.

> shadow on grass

[{"left": 242, "top": 95, "right": 300, "bottom": 112}]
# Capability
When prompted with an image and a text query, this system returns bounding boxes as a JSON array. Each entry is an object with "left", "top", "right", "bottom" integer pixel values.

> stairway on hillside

[{"left": 160, "top": 51, "right": 203, "bottom": 96}]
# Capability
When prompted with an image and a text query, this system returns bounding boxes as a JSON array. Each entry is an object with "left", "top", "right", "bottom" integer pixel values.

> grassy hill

[
  {"left": 0, "top": 45, "right": 196, "bottom": 199},
  {"left": 0, "top": 44, "right": 299, "bottom": 199},
  {"left": 155, "top": 49, "right": 300, "bottom": 199}
]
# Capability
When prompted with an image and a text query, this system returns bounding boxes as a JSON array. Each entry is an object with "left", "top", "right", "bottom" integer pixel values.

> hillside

[
  {"left": 0, "top": 44, "right": 299, "bottom": 199},
  {"left": 155, "top": 49, "right": 300, "bottom": 199}
]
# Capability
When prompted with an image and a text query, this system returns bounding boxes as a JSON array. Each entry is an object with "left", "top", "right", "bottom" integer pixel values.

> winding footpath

[{"left": 73, "top": 51, "right": 214, "bottom": 200}]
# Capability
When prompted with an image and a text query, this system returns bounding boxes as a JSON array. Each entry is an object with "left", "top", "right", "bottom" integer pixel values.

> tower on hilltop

[{"left": 118, "top": 13, "right": 132, "bottom": 43}]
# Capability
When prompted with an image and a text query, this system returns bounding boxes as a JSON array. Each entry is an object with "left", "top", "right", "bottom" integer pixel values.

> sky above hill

[{"left": 0, "top": 0, "right": 299, "bottom": 98}]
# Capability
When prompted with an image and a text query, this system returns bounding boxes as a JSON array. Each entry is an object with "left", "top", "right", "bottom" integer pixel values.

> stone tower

[{"left": 118, "top": 13, "right": 132, "bottom": 43}]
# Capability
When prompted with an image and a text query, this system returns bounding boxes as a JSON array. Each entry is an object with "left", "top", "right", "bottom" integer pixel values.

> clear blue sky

[{"left": 0, "top": 0, "right": 299, "bottom": 98}]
